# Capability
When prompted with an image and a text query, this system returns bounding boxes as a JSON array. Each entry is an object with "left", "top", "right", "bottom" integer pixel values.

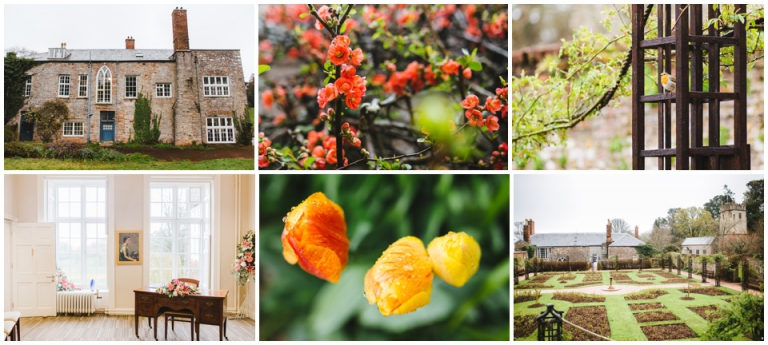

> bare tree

[
  {"left": 648, "top": 222, "right": 673, "bottom": 252},
  {"left": 514, "top": 221, "right": 524, "bottom": 236},
  {"left": 5, "top": 46, "right": 37, "bottom": 58},
  {"left": 611, "top": 218, "right": 632, "bottom": 234}
]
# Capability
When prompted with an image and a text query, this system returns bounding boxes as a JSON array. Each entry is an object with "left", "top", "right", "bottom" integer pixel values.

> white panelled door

[{"left": 13, "top": 223, "right": 57, "bottom": 317}]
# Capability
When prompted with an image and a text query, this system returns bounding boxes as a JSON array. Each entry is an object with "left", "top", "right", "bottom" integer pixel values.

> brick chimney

[
  {"left": 635, "top": 225, "right": 639, "bottom": 239},
  {"left": 172, "top": 7, "right": 190, "bottom": 51},
  {"left": 125, "top": 36, "right": 135, "bottom": 49},
  {"left": 606, "top": 219, "right": 612, "bottom": 243},
  {"left": 61, "top": 42, "right": 67, "bottom": 49},
  {"left": 529, "top": 219, "right": 535, "bottom": 235},
  {"left": 523, "top": 219, "right": 530, "bottom": 243}
]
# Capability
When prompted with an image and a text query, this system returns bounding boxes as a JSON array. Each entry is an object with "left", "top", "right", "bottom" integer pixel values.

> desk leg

[
  {"left": 154, "top": 315, "right": 159, "bottom": 341},
  {"left": 196, "top": 321, "right": 200, "bottom": 341},
  {"left": 135, "top": 314, "right": 139, "bottom": 338}
]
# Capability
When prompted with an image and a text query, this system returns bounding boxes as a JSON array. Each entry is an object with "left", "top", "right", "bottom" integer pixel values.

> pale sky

[
  {"left": 4, "top": 4, "right": 254, "bottom": 77},
  {"left": 514, "top": 173, "right": 763, "bottom": 235}
]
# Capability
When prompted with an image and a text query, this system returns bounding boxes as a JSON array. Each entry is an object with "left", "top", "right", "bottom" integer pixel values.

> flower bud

[
  {"left": 281, "top": 192, "right": 349, "bottom": 283},
  {"left": 364, "top": 236, "right": 433, "bottom": 316},
  {"left": 427, "top": 231, "right": 481, "bottom": 287}
]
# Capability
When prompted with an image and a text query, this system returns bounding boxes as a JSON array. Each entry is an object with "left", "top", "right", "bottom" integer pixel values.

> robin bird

[{"left": 660, "top": 72, "right": 676, "bottom": 94}]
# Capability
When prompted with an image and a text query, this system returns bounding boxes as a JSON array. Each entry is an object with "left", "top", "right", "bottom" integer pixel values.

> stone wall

[
  {"left": 550, "top": 246, "right": 592, "bottom": 261},
  {"left": 16, "top": 60, "right": 176, "bottom": 143},
  {"left": 173, "top": 50, "right": 248, "bottom": 145},
  {"left": 608, "top": 247, "right": 639, "bottom": 260}
]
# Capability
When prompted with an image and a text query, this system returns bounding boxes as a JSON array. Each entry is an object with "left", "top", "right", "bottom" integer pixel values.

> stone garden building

[
  {"left": 523, "top": 219, "right": 646, "bottom": 262},
  {"left": 13, "top": 7, "right": 247, "bottom": 145}
]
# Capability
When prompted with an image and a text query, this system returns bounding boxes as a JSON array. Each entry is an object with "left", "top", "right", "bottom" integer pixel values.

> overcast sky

[
  {"left": 514, "top": 174, "right": 762, "bottom": 235},
  {"left": 4, "top": 4, "right": 254, "bottom": 77}
]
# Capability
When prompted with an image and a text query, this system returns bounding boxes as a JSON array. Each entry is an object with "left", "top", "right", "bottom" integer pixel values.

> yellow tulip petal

[
  {"left": 427, "top": 231, "right": 481, "bottom": 287},
  {"left": 364, "top": 236, "right": 433, "bottom": 316}
]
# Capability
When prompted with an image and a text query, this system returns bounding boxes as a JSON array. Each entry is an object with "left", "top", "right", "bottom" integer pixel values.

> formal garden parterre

[{"left": 513, "top": 270, "right": 759, "bottom": 341}]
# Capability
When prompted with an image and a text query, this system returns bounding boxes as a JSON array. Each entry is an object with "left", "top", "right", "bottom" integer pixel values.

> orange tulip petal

[
  {"left": 364, "top": 236, "right": 433, "bottom": 316},
  {"left": 282, "top": 192, "right": 349, "bottom": 283}
]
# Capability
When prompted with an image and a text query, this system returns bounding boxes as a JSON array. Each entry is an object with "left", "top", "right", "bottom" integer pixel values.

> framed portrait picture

[{"left": 116, "top": 230, "right": 142, "bottom": 265}]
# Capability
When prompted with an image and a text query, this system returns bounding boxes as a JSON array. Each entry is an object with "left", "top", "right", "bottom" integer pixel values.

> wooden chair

[
  {"left": 164, "top": 278, "right": 199, "bottom": 340},
  {"left": 4, "top": 312, "right": 20, "bottom": 341},
  {"left": 4, "top": 321, "right": 15, "bottom": 341}
]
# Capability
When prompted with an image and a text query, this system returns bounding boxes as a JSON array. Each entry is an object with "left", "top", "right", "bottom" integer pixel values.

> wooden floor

[{"left": 17, "top": 314, "right": 255, "bottom": 341}]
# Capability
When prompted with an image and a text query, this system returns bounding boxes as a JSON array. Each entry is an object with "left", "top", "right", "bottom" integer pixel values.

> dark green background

[{"left": 259, "top": 174, "right": 510, "bottom": 340}]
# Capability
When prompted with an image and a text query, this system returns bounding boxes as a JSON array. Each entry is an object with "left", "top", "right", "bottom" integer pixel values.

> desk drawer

[
  {"left": 198, "top": 307, "right": 222, "bottom": 325},
  {"left": 158, "top": 296, "right": 196, "bottom": 311},
  {"left": 136, "top": 302, "right": 154, "bottom": 316}
]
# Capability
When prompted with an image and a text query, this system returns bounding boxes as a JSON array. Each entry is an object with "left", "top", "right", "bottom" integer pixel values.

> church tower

[{"left": 720, "top": 203, "right": 747, "bottom": 234}]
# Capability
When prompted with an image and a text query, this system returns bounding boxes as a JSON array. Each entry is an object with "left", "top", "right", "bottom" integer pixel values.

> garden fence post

[
  {"left": 742, "top": 259, "right": 748, "bottom": 292},
  {"left": 677, "top": 256, "right": 681, "bottom": 275},
  {"left": 702, "top": 261, "right": 707, "bottom": 283},
  {"left": 668, "top": 254, "right": 673, "bottom": 273},
  {"left": 688, "top": 256, "right": 692, "bottom": 279},
  {"left": 661, "top": 256, "right": 664, "bottom": 270},
  {"left": 715, "top": 261, "right": 721, "bottom": 287},
  {"left": 525, "top": 261, "right": 530, "bottom": 280},
  {"left": 514, "top": 259, "right": 519, "bottom": 285},
  {"left": 536, "top": 304, "right": 563, "bottom": 341}
]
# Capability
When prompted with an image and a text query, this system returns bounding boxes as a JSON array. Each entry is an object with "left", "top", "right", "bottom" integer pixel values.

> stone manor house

[
  {"left": 13, "top": 7, "right": 247, "bottom": 145},
  {"left": 681, "top": 202, "right": 749, "bottom": 255},
  {"left": 521, "top": 219, "right": 646, "bottom": 262}
]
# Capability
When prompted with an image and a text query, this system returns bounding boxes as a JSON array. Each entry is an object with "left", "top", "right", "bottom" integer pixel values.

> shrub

[
  {"left": 233, "top": 107, "right": 254, "bottom": 146},
  {"left": 703, "top": 293, "right": 764, "bottom": 340},
  {"left": 4, "top": 141, "right": 38, "bottom": 158},
  {"left": 24, "top": 99, "right": 70, "bottom": 143},
  {"left": 4, "top": 125, "right": 18, "bottom": 142},
  {"left": 46, "top": 141, "right": 81, "bottom": 159}
]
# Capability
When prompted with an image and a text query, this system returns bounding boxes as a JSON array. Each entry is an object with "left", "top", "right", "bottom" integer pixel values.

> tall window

[
  {"left": 24, "top": 76, "right": 31, "bottom": 97},
  {"left": 149, "top": 182, "right": 211, "bottom": 288},
  {"left": 155, "top": 83, "right": 172, "bottom": 98},
  {"left": 78, "top": 75, "right": 88, "bottom": 98},
  {"left": 125, "top": 76, "right": 137, "bottom": 98},
  {"left": 206, "top": 117, "right": 235, "bottom": 143},
  {"left": 58, "top": 75, "right": 70, "bottom": 97},
  {"left": 96, "top": 66, "right": 112, "bottom": 103},
  {"left": 537, "top": 247, "right": 548, "bottom": 259},
  {"left": 46, "top": 179, "right": 108, "bottom": 289},
  {"left": 203, "top": 76, "right": 230, "bottom": 96}
]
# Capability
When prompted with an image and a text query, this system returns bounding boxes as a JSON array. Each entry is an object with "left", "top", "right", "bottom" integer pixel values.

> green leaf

[
  {"left": 324, "top": 60, "right": 332, "bottom": 71},
  {"left": 358, "top": 283, "right": 455, "bottom": 332},
  {"left": 462, "top": 48, "right": 470, "bottom": 57},
  {"left": 303, "top": 156, "right": 316, "bottom": 169},
  {"left": 299, "top": 13, "right": 310, "bottom": 19},
  {"left": 258, "top": 65, "right": 271, "bottom": 75},
  {"left": 468, "top": 61, "right": 483, "bottom": 72},
  {"left": 308, "top": 266, "right": 367, "bottom": 338},
  {"left": 324, "top": 75, "right": 332, "bottom": 85},
  {"left": 383, "top": 40, "right": 392, "bottom": 49},
  {"left": 340, "top": 22, "right": 348, "bottom": 34},
  {"left": 471, "top": 48, "right": 478, "bottom": 59}
]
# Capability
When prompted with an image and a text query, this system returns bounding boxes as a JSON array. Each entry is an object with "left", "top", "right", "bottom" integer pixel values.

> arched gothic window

[{"left": 97, "top": 66, "right": 112, "bottom": 103}]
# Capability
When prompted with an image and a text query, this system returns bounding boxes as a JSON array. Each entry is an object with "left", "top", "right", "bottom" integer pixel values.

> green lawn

[
  {"left": 514, "top": 270, "right": 746, "bottom": 341},
  {"left": 4, "top": 157, "right": 254, "bottom": 170}
]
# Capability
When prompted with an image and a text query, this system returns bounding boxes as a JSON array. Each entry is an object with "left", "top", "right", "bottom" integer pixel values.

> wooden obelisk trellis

[{"left": 631, "top": 4, "right": 749, "bottom": 170}]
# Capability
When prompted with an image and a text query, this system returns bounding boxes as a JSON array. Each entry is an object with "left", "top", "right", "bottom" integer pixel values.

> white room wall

[{"left": 4, "top": 174, "right": 254, "bottom": 316}]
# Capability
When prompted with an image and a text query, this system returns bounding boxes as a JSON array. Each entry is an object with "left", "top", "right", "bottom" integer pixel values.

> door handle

[{"left": 45, "top": 275, "right": 55, "bottom": 282}]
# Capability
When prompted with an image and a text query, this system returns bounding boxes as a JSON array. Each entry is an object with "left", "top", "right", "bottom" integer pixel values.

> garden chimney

[
  {"left": 529, "top": 219, "right": 535, "bottom": 235},
  {"left": 523, "top": 220, "right": 530, "bottom": 243},
  {"left": 126, "top": 36, "right": 135, "bottom": 49},
  {"left": 606, "top": 219, "right": 612, "bottom": 243},
  {"left": 635, "top": 225, "right": 639, "bottom": 239},
  {"left": 61, "top": 42, "right": 66, "bottom": 49},
  {"left": 172, "top": 7, "right": 190, "bottom": 51}
]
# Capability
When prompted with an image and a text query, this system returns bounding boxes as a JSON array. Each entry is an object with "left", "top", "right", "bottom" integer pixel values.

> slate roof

[
  {"left": 32, "top": 49, "right": 175, "bottom": 62},
  {"left": 530, "top": 232, "right": 645, "bottom": 247},
  {"left": 681, "top": 236, "right": 715, "bottom": 246}
]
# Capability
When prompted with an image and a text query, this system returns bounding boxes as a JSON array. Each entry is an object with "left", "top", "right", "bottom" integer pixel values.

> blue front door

[
  {"left": 19, "top": 113, "right": 34, "bottom": 141},
  {"left": 100, "top": 111, "right": 115, "bottom": 142}
]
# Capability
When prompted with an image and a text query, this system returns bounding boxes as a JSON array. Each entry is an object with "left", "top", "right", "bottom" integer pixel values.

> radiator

[{"left": 56, "top": 291, "right": 97, "bottom": 315}]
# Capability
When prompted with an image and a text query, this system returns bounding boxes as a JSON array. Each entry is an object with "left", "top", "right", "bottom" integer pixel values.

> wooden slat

[
  {"left": 639, "top": 36, "right": 676, "bottom": 49},
  {"left": 691, "top": 5, "right": 705, "bottom": 169},
  {"left": 689, "top": 92, "right": 737, "bottom": 100},
  {"left": 708, "top": 6, "right": 722, "bottom": 154},
  {"left": 640, "top": 93, "right": 675, "bottom": 103},
  {"left": 639, "top": 148, "right": 676, "bottom": 157},
  {"left": 675, "top": 4, "right": 690, "bottom": 170},
  {"left": 657, "top": 4, "right": 664, "bottom": 170},
  {"left": 631, "top": 5, "right": 646, "bottom": 170},
  {"left": 689, "top": 35, "right": 738, "bottom": 46},
  {"left": 689, "top": 146, "right": 738, "bottom": 156},
  {"left": 733, "top": 4, "right": 749, "bottom": 169},
  {"left": 663, "top": 4, "right": 672, "bottom": 169}
]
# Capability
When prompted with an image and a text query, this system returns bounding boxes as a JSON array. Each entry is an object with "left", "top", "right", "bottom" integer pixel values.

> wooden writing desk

[{"left": 134, "top": 287, "right": 228, "bottom": 341}]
